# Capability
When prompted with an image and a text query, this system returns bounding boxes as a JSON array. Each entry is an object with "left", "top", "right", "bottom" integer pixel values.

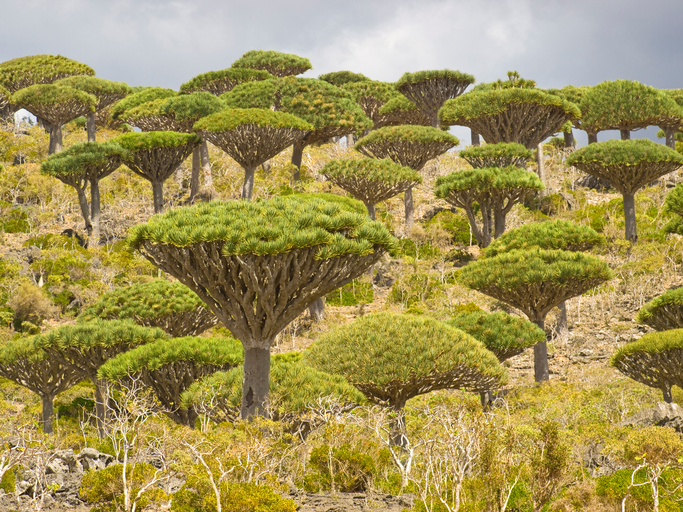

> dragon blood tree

[
  {"left": 439, "top": 87, "right": 580, "bottom": 149},
  {"left": 127, "top": 195, "right": 395, "bottom": 418},
  {"left": 0, "top": 85, "right": 9, "bottom": 115},
  {"left": 55, "top": 76, "right": 131, "bottom": 141},
  {"left": 321, "top": 157, "right": 421, "bottom": 220},
  {"left": 114, "top": 131, "right": 200, "bottom": 213},
  {"left": 579, "top": 79, "right": 683, "bottom": 144},
  {"left": 664, "top": 182, "right": 683, "bottom": 235},
  {"left": 377, "top": 95, "right": 432, "bottom": 127},
  {"left": 110, "top": 87, "right": 178, "bottom": 120},
  {"left": 80, "top": 279, "right": 219, "bottom": 336},
  {"left": 182, "top": 354, "right": 365, "bottom": 427},
  {"left": 33, "top": 320, "right": 168, "bottom": 436},
  {"left": 41, "top": 141, "right": 128, "bottom": 245},
  {"left": 342, "top": 80, "right": 401, "bottom": 130},
  {"left": 546, "top": 85, "right": 589, "bottom": 147},
  {"left": 11, "top": 84, "right": 97, "bottom": 154},
  {"left": 355, "top": 124, "right": 459, "bottom": 228},
  {"left": 435, "top": 166, "right": 543, "bottom": 246},
  {"left": 396, "top": 69, "right": 475, "bottom": 129},
  {"left": 231, "top": 50, "right": 312, "bottom": 78},
  {"left": 319, "top": 71, "right": 370, "bottom": 86},
  {"left": 637, "top": 288, "right": 683, "bottom": 331},
  {"left": 305, "top": 313, "right": 505, "bottom": 450},
  {"left": 566, "top": 139, "right": 683, "bottom": 242},
  {"left": 459, "top": 249, "right": 612, "bottom": 382},
  {"left": 193, "top": 108, "right": 313, "bottom": 199},
  {"left": 222, "top": 77, "right": 372, "bottom": 177},
  {"left": 180, "top": 68, "right": 271, "bottom": 96},
  {"left": 0, "top": 337, "right": 85, "bottom": 434},
  {"left": 460, "top": 142, "right": 532, "bottom": 169},
  {"left": 99, "top": 336, "right": 243, "bottom": 427},
  {"left": 611, "top": 329, "right": 683, "bottom": 402},
  {"left": 446, "top": 310, "right": 544, "bottom": 406}
]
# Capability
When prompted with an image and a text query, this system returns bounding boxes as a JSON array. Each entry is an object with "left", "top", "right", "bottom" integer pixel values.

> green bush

[
  {"left": 80, "top": 463, "right": 167, "bottom": 512},
  {"left": 0, "top": 467, "right": 15, "bottom": 494},
  {"left": 0, "top": 201, "right": 30, "bottom": 233},
  {"left": 171, "top": 479, "right": 296, "bottom": 512},
  {"left": 388, "top": 271, "right": 446, "bottom": 308},
  {"left": 325, "top": 280, "right": 373, "bottom": 306},
  {"left": 304, "top": 443, "right": 376, "bottom": 493},
  {"left": 426, "top": 210, "right": 472, "bottom": 245}
]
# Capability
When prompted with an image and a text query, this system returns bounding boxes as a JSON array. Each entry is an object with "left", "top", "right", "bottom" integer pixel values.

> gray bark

[
  {"left": 242, "top": 166, "right": 256, "bottom": 200},
  {"left": 86, "top": 112, "right": 96, "bottom": 142},
  {"left": 190, "top": 147, "right": 200, "bottom": 201},
  {"left": 404, "top": 187, "right": 414, "bottom": 230},
  {"left": 663, "top": 382, "right": 673, "bottom": 403},
  {"left": 76, "top": 187, "right": 93, "bottom": 235},
  {"left": 365, "top": 202, "right": 376, "bottom": 221},
  {"left": 471, "top": 130, "right": 481, "bottom": 147},
  {"left": 308, "top": 298, "right": 325, "bottom": 322},
  {"left": 42, "top": 394, "right": 55, "bottom": 435},
  {"left": 564, "top": 129, "right": 575, "bottom": 149},
  {"left": 200, "top": 140, "right": 213, "bottom": 189},
  {"left": 90, "top": 180, "right": 101, "bottom": 246},
  {"left": 664, "top": 127, "right": 677, "bottom": 150},
  {"left": 241, "top": 347, "right": 271, "bottom": 419},
  {"left": 556, "top": 301, "right": 568, "bottom": 338},
  {"left": 48, "top": 124, "right": 63, "bottom": 154},
  {"left": 620, "top": 129, "right": 631, "bottom": 140},
  {"left": 291, "top": 141, "right": 305, "bottom": 181},
  {"left": 623, "top": 192, "right": 637, "bottom": 242},
  {"left": 95, "top": 379, "right": 109, "bottom": 437},
  {"left": 533, "top": 318, "right": 549, "bottom": 383},
  {"left": 152, "top": 180, "right": 165, "bottom": 214},
  {"left": 587, "top": 132, "right": 598, "bottom": 144},
  {"left": 536, "top": 142, "right": 547, "bottom": 197}
]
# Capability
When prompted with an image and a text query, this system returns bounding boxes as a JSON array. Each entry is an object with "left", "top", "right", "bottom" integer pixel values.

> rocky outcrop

[{"left": 620, "top": 402, "right": 683, "bottom": 432}]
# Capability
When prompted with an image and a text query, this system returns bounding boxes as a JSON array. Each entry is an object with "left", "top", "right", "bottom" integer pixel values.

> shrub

[
  {"left": 8, "top": 282, "right": 56, "bottom": 327},
  {"left": 325, "top": 279, "right": 373, "bottom": 306},
  {"left": 172, "top": 480, "right": 296, "bottom": 512},
  {"left": 304, "top": 443, "right": 376, "bottom": 493},
  {"left": 80, "top": 463, "right": 167, "bottom": 512}
]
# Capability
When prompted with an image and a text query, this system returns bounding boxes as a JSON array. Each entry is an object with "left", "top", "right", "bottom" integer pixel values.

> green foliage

[
  {"left": 158, "top": 92, "right": 224, "bottom": 122},
  {"left": 231, "top": 49, "right": 312, "bottom": 77},
  {"left": 0, "top": 467, "right": 15, "bottom": 494},
  {"left": 637, "top": 287, "right": 683, "bottom": 330},
  {"left": 305, "top": 443, "right": 376, "bottom": 492},
  {"left": 193, "top": 107, "right": 312, "bottom": 132},
  {"left": 11, "top": 84, "right": 97, "bottom": 122},
  {"left": 80, "top": 279, "right": 211, "bottom": 323},
  {"left": 127, "top": 194, "right": 396, "bottom": 260},
  {"left": 343, "top": 80, "right": 399, "bottom": 104},
  {"left": 171, "top": 481, "right": 296, "bottom": 512},
  {"left": 439, "top": 88, "right": 580, "bottom": 124},
  {"left": 664, "top": 182, "right": 683, "bottom": 227},
  {"left": 41, "top": 141, "right": 128, "bottom": 178},
  {"left": 566, "top": 139, "right": 683, "bottom": 167},
  {"left": 319, "top": 71, "right": 370, "bottom": 86},
  {"left": 325, "top": 279, "right": 373, "bottom": 306},
  {"left": 0, "top": 202, "right": 30, "bottom": 233},
  {"left": 379, "top": 95, "right": 421, "bottom": 115},
  {"left": 546, "top": 84, "right": 588, "bottom": 105},
  {"left": 80, "top": 463, "right": 166, "bottom": 512},
  {"left": 304, "top": 312, "right": 507, "bottom": 408},
  {"left": 357, "top": 124, "right": 459, "bottom": 147},
  {"left": 425, "top": 209, "right": 473, "bottom": 245},
  {"left": 459, "top": 142, "right": 532, "bottom": 168},
  {"left": 435, "top": 166, "right": 544, "bottom": 198},
  {"left": 580, "top": 79, "right": 683, "bottom": 132},
  {"left": 113, "top": 131, "right": 200, "bottom": 152},
  {"left": 54, "top": 76, "right": 131, "bottom": 108},
  {"left": 110, "top": 87, "right": 177, "bottom": 119},
  {"left": 484, "top": 220, "right": 604, "bottom": 257},
  {"left": 445, "top": 310, "right": 545, "bottom": 361},
  {"left": 180, "top": 357, "right": 365, "bottom": 421},
  {"left": 396, "top": 69, "right": 475, "bottom": 89},
  {"left": 387, "top": 267, "right": 448, "bottom": 308},
  {"left": 8, "top": 282, "right": 56, "bottom": 327},
  {"left": 0, "top": 54, "right": 95, "bottom": 93},
  {"left": 179, "top": 68, "right": 271, "bottom": 95},
  {"left": 220, "top": 80, "right": 277, "bottom": 110}
]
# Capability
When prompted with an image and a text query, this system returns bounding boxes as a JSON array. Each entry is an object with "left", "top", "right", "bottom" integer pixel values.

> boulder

[{"left": 620, "top": 402, "right": 683, "bottom": 432}]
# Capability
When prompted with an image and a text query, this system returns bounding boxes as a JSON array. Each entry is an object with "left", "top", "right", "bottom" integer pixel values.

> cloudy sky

[{"left": 1, "top": 0, "right": 680, "bottom": 144}]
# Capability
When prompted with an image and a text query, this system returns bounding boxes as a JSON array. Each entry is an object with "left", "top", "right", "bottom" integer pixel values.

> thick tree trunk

[
  {"left": 404, "top": 187, "right": 414, "bottom": 231},
  {"left": 291, "top": 141, "right": 305, "bottom": 181},
  {"left": 241, "top": 346, "right": 271, "bottom": 419},
  {"left": 556, "top": 301, "right": 568, "bottom": 338},
  {"left": 242, "top": 166, "right": 256, "bottom": 200},
  {"left": 90, "top": 180, "right": 101, "bottom": 246},
  {"left": 431, "top": 116, "right": 440, "bottom": 129},
  {"left": 200, "top": 140, "right": 213, "bottom": 189},
  {"left": 481, "top": 207, "right": 493, "bottom": 248},
  {"left": 42, "top": 394, "right": 55, "bottom": 435},
  {"left": 48, "top": 124, "right": 63, "bottom": 154},
  {"left": 587, "top": 132, "right": 598, "bottom": 144},
  {"left": 152, "top": 180, "right": 165, "bottom": 214},
  {"left": 190, "top": 147, "right": 201, "bottom": 201},
  {"left": 463, "top": 205, "right": 485, "bottom": 247},
  {"left": 365, "top": 202, "right": 376, "bottom": 221},
  {"left": 532, "top": 318, "right": 549, "bottom": 383},
  {"left": 76, "top": 187, "right": 93, "bottom": 235},
  {"left": 308, "top": 298, "right": 325, "bottom": 322},
  {"left": 664, "top": 127, "right": 677, "bottom": 150},
  {"left": 564, "top": 129, "right": 575, "bottom": 149},
  {"left": 471, "top": 130, "right": 481, "bottom": 147},
  {"left": 623, "top": 192, "right": 637, "bottom": 242},
  {"left": 95, "top": 379, "right": 109, "bottom": 437},
  {"left": 389, "top": 402, "right": 408, "bottom": 447},
  {"left": 620, "top": 129, "right": 631, "bottom": 140},
  {"left": 86, "top": 112, "right": 96, "bottom": 142},
  {"left": 493, "top": 210, "right": 506, "bottom": 239},
  {"left": 663, "top": 382, "right": 673, "bottom": 403},
  {"left": 536, "top": 142, "right": 547, "bottom": 197},
  {"left": 346, "top": 134, "right": 355, "bottom": 147}
]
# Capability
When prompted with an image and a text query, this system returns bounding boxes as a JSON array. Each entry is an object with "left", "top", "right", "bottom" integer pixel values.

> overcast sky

[{"left": 1, "top": 0, "right": 680, "bottom": 144}]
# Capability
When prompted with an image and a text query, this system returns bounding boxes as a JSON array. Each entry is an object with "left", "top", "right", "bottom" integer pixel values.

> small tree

[
  {"left": 222, "top": 77, "right": 372, "bottom": 176},
  {"left": 663, "top": 181, "right": 683, "bottom": 235},
  {"left": 396, "top": 69, "right": 475, "bottom": 128},
  {"left": 128, "top": 195, "right": 395, "bottom": 418},
  {"left": 0, "top": 54, "right": 94, "bottom": 93},
  {"left": 459, "top": 249, "right": 612, "bottom": 381},
  {"left": 99, "top": 336, "right": 243, "bottom": 427},
  {"left": 637, "top": 288, "right": 683, "bottom": 331},
  {"left": 320, "top": 157, "right": 421, "bottom": 220},
  {"left": 110, "top": 87, "right": 178, "bottom": 120},
  {"left": 114, "top": 131, "right": 200, "bottom": 213},
  {"left": 231, "top": 50, "right": 312, "bottom": 78},
  {"left": 11, "top": 84, "right": 97, "bottom": 153},
  {"left": 377, "top": 95, "right": 432, "bottom": 127},
  {"left": 435, "top": 166, "right": 544, "bottom": 246},
  {"left": 55, "top": 76, "right": 131, "bottom": 141},
  {"left": 304, "top": 312, "right": 506, "bottom": 441},
  {"left": 566, "top": 139, "right": 683, "bottom": 241},
  {"left": 342, "top": 80, "right": 401, "bottom": 129},
  {"left": 439, "top": 88, "right": 580, "bottom": 149},
  {"left": 80, "top": 279, "right": 219, "bottom": 336},
  {"left": 319, "top": 71, "right": 370, "bottom": 86},
  {"left": 194, "top": 108, "right": 312, "bottom": 199},
  {"left": 33, "top": 319, "right": 168, "bottom": 435},
  {"left": 355, "top": 124, "right": 459, "bottom": 228},
  {"left": 611, "top": 329, "right": 683, "bottom": 402},
  {"left": 41, "top": 141, "right": 128, "bottom": 245},
  {"left": 180, "top": 68, "right": 271, "bottom": 96},
  {"left": 0, "top": 337, "right": 85, "bottom": 434},
  {"left": 459, "top": 142, "right": 532, "bottom": 169}
]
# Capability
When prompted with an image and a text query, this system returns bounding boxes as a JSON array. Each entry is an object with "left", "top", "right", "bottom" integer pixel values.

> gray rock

[{"left": 620, "top": 402, "right": 683, "bottom": 432}]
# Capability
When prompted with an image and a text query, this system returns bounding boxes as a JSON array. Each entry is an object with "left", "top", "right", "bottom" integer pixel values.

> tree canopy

[
  {"left": 319, "top": 71, "right": 370, "bottom": 86},
  {"left": 121, "top": 92, "right": 224, "bottom": 132},
  {"left": 611, "top": 329, "right": 683, "bottom": 402},
  {"left": 231, "top": 50, "right": 312, "bottom": 77},
  {"left": 55, "top": 76, "right": 131, "bottom": 111},
  {"left": 79, "top": 279, "right": 219, "bottom": 337},
  {"left": 342, "top": 80, "right": 401, "bottom": 128},
  {"left": 304, "top": 312, "right": 506, "bottom": 411},
  {"left": 320, "top": 157, "right": 422, "bottom": 219},
  {"left": 0, "top": 54, "right": 94, "bottom": 93},
  {"left": 377, "top": 95, "right": 432, "bottom": 127},
  {"left": 636, "top": 287, "right": 683, "bottom": 331},
  {"left": 179, "top": 68, "right": 271, "bottom": 96},
  {"left": 664, "top": 182, "right": 683, "bottom": 235},
  {"left": 459, "top": 142, "right": 532, "bottom": 169},
  {"left": 110, "top": 87, "right": 178, "bottom": 120},
  {"left": 128, "top": 194, "right": 395, "bottom": 418}
]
